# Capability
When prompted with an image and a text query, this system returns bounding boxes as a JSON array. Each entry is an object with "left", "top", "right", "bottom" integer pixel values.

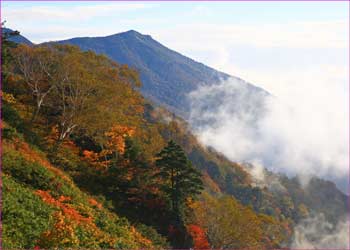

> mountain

[
  {"left": 3, "top": 29, "right": 349, "bottom": 248},
  {"left": 50, "top": 30, "right": 267, "bottom": 117},
  {"left": 2, "top": 27, "right": 34, "bottom": 46}
]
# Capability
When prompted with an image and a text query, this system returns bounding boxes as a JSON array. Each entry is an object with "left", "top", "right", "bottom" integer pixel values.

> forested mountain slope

[{"left": 1, "top": 29, "right": 348, "bottom": 249}]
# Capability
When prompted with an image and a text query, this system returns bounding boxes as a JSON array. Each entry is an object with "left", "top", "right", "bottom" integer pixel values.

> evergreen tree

[
  {"left": 155, "top": 140, "right": 203, "bottom": 215},
  {"left": 1, "top": 23, "right": 19, "bottom": 83}
]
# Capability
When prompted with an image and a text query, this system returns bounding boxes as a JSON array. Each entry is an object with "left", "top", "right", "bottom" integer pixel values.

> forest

[{"left": 1, "top": 28, "right": 347, "bottom": 249}]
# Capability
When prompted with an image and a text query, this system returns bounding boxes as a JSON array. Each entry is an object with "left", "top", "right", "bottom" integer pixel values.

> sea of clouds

[{"left": 188, "top": 77, "right": 349, "bottom": 192}]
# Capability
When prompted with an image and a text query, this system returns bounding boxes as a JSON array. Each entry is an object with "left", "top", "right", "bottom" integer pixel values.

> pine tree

[{"left": 155, "top": 140, "right": 203, "bottom": 215}]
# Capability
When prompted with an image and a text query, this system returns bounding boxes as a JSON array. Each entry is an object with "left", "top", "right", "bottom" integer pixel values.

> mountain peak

[
  {"left": 124, "top": 29, "right": 141, "bottom": 35},
  {"left": 113, "top": 29, "right": 151, "bottom": 39}
]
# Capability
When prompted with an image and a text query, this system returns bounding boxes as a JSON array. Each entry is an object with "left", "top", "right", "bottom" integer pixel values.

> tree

[
  {"left": 155, "top": 140, "right": 203, "bottom": 216},
  {"left": 50, "top": 46, "right": 144, "bottom": 144},
  {"left": 11, "top": 44, "right": 59, "bottom": 121},
  {"left": 187, "top": 224, "right": 210, "bottom": 249},
  {"left": 191, "top": 193, "right": 286, "bottom": 249},
  {"left": 1, "top": 23, "right": 20, "bottom": 83},
  {"left": 8, "top": 44, "right": 144, "bottom": 146}
]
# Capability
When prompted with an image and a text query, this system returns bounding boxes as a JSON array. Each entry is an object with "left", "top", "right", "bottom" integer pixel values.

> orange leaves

[
  {"left": 35, "top": 190, "right": 92, "bottom": 225},
  {"left": 82, "top": 124, "right": 135, "bottom": 168},
  {"left": 36, "top": 190, "right": 58, "bottom": 205},
  {"left": 83, "top": 150, "right": 100, "bottom": 162},
  {"left": 187, "top": 224, "right": 210, "bottom": 249},
  {"left": 82, "top": 150, "right": 109, "bottom": 169},
  {"left": 35, "top": 190, "right": 121, "bottom": 248},
  {"left": 105, "top": 124, "right": 135, "bottom": 155},
  {"left": 38, "top": 211, "right": 79, "bottom": 248},
  {"left": 3, "top": 139, "right": 73, "bottom": 185},
  {"left": 130, "top": 226, "right": 153, "bottom": 247},
  {"left": 88, "top": 198, "right": 102, "bottom": 209}
]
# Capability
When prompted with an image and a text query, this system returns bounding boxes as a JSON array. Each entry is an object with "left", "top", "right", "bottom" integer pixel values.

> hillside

[{"left": 1, "top": 29, "right": 348, "bottom": 249}]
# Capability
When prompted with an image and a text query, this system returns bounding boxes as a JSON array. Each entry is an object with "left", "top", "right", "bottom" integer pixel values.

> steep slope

[
  {"left": 2, "top": 131, "right": 168, "bottom": 249},
  {"left": 2, "top": 35, "right": 348, "bottom": 248},
  {"left": 51, "top": 30, "right": 267, "bottom": 117}
]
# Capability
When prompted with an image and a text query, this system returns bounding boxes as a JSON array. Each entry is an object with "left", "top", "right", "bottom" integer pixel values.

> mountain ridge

[
  {"left": 2, "top": 27, "right": 33, "bottom": 46},
  {"left": 47, "top": 30, "right": 268, "bottom": 117},
  {"left": 5, "top": 28, "right": 347, "bottom": 195},
  {"left": 2, "top": 27, "right": 349, "bottom": 248}
]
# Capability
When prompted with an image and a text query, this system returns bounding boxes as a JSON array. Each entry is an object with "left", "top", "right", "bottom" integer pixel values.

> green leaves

[
  {"left": 2, "top": 150, "right": 55, "bottom": 190},
  {"left": 2, "top": 175, "right": 53, "bottom": 249},
  {"left": 155, "top": 140, "right": 204, "bottom": 213}
]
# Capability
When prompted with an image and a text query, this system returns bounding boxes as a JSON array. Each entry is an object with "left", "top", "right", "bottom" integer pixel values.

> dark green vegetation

[{"left": 1, "top": 28, "right": 348, "bottom": 249}]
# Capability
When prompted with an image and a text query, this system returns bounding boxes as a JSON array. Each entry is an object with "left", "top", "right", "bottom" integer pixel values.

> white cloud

[
  {"left": 2, "top": 3, "right": 151, "bottom": 22},
  {"left": 188, "top": 75, "right": 349, "bottom": 185},
  {"left": 2, "top": 3, "right": 153, "bottom": 43},
  {"left": 291, "top": 214, "right": 349, "bottom": 249}
]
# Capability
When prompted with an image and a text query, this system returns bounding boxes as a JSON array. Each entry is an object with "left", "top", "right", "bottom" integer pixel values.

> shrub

[
  {"left": 1, "top": 102, "right": 25, "bottom": 132},
  {"left": 2, "top": 126, "right": 20, "bottom": 140},
  {"left": 2, "top": 150, "right": 55, "bottom": 190},
  {"left": 136, "top": 223, "right": 170, "bottom": 248},
  {"left": 2, "top": 175, "right": 54, "bottom": 248}
]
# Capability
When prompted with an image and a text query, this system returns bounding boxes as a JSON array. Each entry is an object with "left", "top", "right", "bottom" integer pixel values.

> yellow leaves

[
  {"left": 82, "top": 150, "right": 109, "bottom": 169},
  {"left": 38, "top": 211, "right": 79, "bottom": 248},
  {"left": 1, "top": 91, "right": 16, "bottom": 104},
  {"left": 105, "top": 124, "right": 135, "bottom": 155},
  {"left": 130, "top": 226, "right": 153, "bottom": 247},
  {"left": 82, "top": 124, "right": 135, "bottom": 169},
  {"left": 191, "top": 193, "right": 284, "bottom": 249}
]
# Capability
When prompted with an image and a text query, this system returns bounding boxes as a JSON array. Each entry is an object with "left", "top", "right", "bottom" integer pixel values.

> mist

[
  {"left": 291, "top": 214, "right": 349, "bottom": 249},
  {"left": 188, "top": 77, "right": 349, "bottom": 192}
]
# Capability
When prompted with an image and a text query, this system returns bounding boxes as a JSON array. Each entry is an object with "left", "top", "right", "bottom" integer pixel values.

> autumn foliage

[
  {"left": 82, "top": 124, "right": 135, "bottom": 168},
  {"left": 35, "top": 190, "right": 92, "bottom": 225},
  {"left": 2, "top": 29, "right": 315, "bottom": 250},
  {"left": 187, "top": 224, "right": 210, "bottom": 249}
]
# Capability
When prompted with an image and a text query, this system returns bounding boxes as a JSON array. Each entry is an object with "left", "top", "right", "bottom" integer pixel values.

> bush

[
  {"left": 2, "top": 126, "right": 21, "bottom": 140},
  {"left": 136, "top": 223, "right": 170, "bottom": 248},
  {"left": 2, "top": 102, "right": 43, "bottom": 145},
  {"left": 1, "top": 102, "right": 25, "bottom": 132},
  {"left": 2, "top": 150, "right": 55, "bottom": 190},
  {"left": 2, "top": 175, "right": 54, "bottom": 248}
]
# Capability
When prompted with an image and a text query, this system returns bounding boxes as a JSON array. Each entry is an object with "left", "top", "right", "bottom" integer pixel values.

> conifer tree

[{"left": 155, "top": 140, "right": 203, "bottom": 215}]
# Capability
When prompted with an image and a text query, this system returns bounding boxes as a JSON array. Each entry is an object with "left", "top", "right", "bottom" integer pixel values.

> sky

[
  {"left": 1, "top": 1, "right": 348, "bottom": 95},
  {"left": 2, "top": 1, "right": 350, "bottom": 189}
]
